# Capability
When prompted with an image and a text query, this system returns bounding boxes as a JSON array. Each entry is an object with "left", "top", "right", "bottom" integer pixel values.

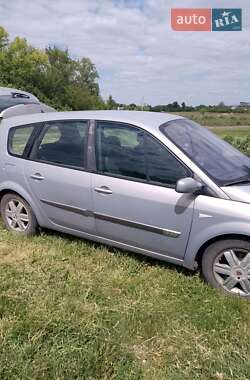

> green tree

[
  {"left": 74, "top": 57, "right": 99, "bottom": 96},
  {"left": 0, "top": 26, "right": 105, "bottom": 111},
  {"left": 127, "top": 103, "right": 137, "bottom": 110},
  {"left": 42, "top": 46, "right": 103, "bottom": 110},
  {"left": 0, "top": 26, "right": 8, "bottom": 49},
  {"left": 106, "top": 95, "right": 117, "bottom": 109},
  {"left": 0, "top": 34, "right": 49, "bottom": 97}
]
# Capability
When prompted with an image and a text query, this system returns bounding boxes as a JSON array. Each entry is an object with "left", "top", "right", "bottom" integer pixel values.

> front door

[
  {"left": 24, "top": 119, "right": 95, "bottom": 233},
  {"left": 92, "top": 121, "right": 195, "bottom": 259}
]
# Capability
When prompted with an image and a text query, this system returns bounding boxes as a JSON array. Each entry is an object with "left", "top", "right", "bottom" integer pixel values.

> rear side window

[
  {"left": 30, "top": 120, "right": 88, "bottom": 169},
  {"left": 8, "top": 125, "right": 35, "bottom": 156}
]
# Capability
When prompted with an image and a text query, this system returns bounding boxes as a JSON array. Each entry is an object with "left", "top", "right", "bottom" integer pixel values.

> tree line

[{"left": 108, "top": 97, "right": 249, "bottom": 113}]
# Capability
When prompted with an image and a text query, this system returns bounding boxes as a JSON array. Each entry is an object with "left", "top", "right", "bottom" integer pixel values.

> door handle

[
  {"left": 94, "top": 186, "right": 112, "bottom": 195},
  {"left": 30, "top": 173, "right": 45, "bottom": 181}
]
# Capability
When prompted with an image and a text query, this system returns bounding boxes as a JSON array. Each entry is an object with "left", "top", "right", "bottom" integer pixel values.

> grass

[
  {"left": 0, "top": 226, "right": 250, "bottom": 379},
  {"left": 210, "top": 127, "right": 250, "bottom": 139},
  {"left": 173, "top": 112, "right": 250, "bottom": 127}
]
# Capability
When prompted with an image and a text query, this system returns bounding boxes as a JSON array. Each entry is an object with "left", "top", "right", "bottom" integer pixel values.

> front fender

[
  {"left": 184, "top": 221, "right": 250, "bottom": 269},
  {"left": 184, "top": 195, "right": 250, "bottom": 270}
]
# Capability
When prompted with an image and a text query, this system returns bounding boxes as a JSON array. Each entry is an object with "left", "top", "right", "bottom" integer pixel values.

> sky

[{"left": 0, "top": 0, "right": 249, "bottom": 106}]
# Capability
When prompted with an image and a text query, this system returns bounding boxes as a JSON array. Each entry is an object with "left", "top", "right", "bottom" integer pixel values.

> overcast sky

[{"left": 0, "top": 0, "right": 249, "bottom": 106}]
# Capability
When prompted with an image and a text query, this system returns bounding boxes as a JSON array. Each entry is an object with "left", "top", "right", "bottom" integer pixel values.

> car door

[
  {"left": 92, "top": 121, "right": 195, "bottom": 260},
  {"left": 23, "top": 119, "right": 95, "bottom": 233}
]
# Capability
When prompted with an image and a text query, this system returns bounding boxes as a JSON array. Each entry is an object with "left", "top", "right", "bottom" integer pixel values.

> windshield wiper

[{"left": 223, "top": 177, "right": 250, "bottom": 186}]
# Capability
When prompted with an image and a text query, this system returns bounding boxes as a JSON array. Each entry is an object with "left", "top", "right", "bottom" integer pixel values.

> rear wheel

[
  {"left": 1, "top": 193, "right": 38, "bottom": 236},
  {"left": 202, "top": 239, "right": 250, "bottom": 298}
]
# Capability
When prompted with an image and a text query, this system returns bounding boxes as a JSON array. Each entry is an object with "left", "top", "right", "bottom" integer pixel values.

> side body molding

[{"left": 41, "top": 199, "right": 181, "bottom": 238}]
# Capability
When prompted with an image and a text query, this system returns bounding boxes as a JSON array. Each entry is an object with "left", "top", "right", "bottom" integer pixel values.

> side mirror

[{"left": 175, "top": 177, "right": 203, "bottom": 194}]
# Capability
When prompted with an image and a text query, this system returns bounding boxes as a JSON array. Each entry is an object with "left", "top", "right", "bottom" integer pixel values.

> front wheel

[
  {"left": 202, "top": 239, "right": 250, "bottom": 298},
  {"left": 1, "top": 193, "right": 38, "bottom": 236}
]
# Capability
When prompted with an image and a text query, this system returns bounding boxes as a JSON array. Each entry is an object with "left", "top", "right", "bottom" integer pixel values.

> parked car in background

[
  {"left": 0, "top": 110, "right": 250, "bottom": 298},
  {"left": 0, "top": 87, "right": 55, "bottom": 119}
]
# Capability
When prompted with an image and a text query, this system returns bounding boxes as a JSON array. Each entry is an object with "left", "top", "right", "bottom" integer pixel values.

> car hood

[{"left": 222, "top": 184, "right": 250, "bottom": 203}]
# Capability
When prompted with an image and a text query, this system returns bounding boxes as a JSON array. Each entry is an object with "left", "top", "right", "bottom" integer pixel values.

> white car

[{"left": 0, "top": 87, "right": 55, "bottom": 119}]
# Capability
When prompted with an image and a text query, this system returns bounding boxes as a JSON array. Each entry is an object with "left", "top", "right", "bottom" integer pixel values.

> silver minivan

[{"left": 0, "top": 111, "right": 250, "bottom": 298}]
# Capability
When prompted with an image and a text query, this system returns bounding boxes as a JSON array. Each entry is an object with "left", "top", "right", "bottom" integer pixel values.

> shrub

[{"left": 224, "top": 135, "right": 250, "bottom": 155}]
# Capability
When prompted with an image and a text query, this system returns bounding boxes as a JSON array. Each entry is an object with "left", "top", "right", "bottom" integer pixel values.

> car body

[
  {"left": 0, "top": 110, "right": 250, "bottom": 297},
  {"left": 0, "top": 87, "right": 55, "bottom": 119}
]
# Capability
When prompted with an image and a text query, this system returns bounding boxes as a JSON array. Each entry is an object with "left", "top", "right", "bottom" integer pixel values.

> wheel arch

[
  {"left": 0, "top": 188, "right": 20, "bottom": 202},
  {"left": 194, "top": 234, "right": 250, "bottom": 269},
  {"left": 0, "top": 186, "right": 45, "bottom": 226}
]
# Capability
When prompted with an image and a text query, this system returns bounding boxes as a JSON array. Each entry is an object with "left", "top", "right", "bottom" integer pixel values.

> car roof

[
  {"left": 0, "top": 86, "right": 39, "bottom": 102},
  {"left": 0, "top": 87, "right": 56, "bottom": 118},
  {"left": 1, "top": 110, "right": 183, "bottom": 131}
]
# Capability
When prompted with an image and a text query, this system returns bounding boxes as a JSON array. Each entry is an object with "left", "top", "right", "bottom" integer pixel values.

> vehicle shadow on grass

[{"left": 42, "top": 228, "right": 195, "bottom": 278}]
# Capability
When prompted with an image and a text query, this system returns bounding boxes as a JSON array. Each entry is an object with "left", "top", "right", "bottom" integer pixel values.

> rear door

[
  {"left": 22, "top": 119, "right": 95, "bottom": 233},
  {"left": 92, "top": 121, "right": 195, "bottom": 260}
]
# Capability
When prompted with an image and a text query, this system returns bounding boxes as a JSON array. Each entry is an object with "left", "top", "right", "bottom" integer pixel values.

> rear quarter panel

[{"left": 0, "top": 120, "right": 47, "bottom": 226}]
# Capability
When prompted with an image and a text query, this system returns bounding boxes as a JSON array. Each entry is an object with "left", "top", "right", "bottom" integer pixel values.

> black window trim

[
  {"left": 23, "top": 123, "right": 44, "bottom": 157},
  {"left": 7, "top": 122, "right": 43, "bottom": 158},
  {"left": 93, "top": 119, "right": 193, "bottom": 189}
]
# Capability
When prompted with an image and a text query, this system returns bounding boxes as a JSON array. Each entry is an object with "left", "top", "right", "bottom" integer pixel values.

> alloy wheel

[
  {"left": 5, "top": 199, "right": 29, "bottom": 232},
  {"left": 213, "top": 248, "right": 250, "bottom": 296}
]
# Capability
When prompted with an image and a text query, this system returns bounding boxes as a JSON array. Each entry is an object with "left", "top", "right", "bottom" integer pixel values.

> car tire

[
  {"left": 1, "top": 193, "right": 38, "bottom": 236},
  {"left": 202, "top": 239, "right": 250, "bottom": 298}
]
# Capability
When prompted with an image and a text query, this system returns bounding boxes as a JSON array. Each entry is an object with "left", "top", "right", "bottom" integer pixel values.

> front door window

[{"left": 95, "top": 121, "right": 190, "bottom": 187}]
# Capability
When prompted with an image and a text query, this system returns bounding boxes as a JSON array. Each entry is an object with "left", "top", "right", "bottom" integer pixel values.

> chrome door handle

[
  {"left": 94, "top": 186, "right": 112, "bottom": 195},
  {"left": 30, "top": 173, "right": 44, "bottom": 180}
]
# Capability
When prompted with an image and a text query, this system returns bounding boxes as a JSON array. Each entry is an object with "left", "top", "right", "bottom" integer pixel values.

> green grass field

[
  {"left": 0, "top": 226, "right": 250, "bottom": 379},
  {"left": 174, "top": 112, "right": 250, "bottom": 127},
  {"left": 210, "top": 127, "right": 250, "bottom": 139}
]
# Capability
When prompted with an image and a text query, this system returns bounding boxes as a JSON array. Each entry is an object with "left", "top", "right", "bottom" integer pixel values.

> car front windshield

[{"left": 161, "top": 119, "right": 250, "bottom": 186}]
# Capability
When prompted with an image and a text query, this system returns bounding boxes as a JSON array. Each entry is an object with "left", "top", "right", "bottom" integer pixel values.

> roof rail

[{"left": 0, "top": 103, "right": 55, "bottom": 119}]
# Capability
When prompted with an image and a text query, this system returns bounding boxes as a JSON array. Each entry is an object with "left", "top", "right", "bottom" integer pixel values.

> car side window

[
  {"left": 96, "top": 122, "right": 147, "bottom": 180},
  {"left": 8, "top": 125, "right": 35, "bottom": 156},
  {"left": 95, "top": 122, "right": 190, "bottom": 186},
  {"left": 144, "top": 133, "right": 190, "bottom": 186},
  {"left": 31, "top": 120, "right": 88, "bottom": 168}
]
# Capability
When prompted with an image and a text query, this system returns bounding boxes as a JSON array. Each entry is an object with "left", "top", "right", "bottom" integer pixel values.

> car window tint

[
  {"left": 96, "top": 122, "right": 189, "bottom": 186},
  {"left": 32, "top": 120, "right": 88, "bottom": 168},
  {"left": 96, "top": 122, "right": 147, "bottom": 180},
  {"left": 145, "top": 133, "right": 189, "bottom": 186},
  {"left": 8, "top": 125, "right": 35, "bottom": 156}
]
